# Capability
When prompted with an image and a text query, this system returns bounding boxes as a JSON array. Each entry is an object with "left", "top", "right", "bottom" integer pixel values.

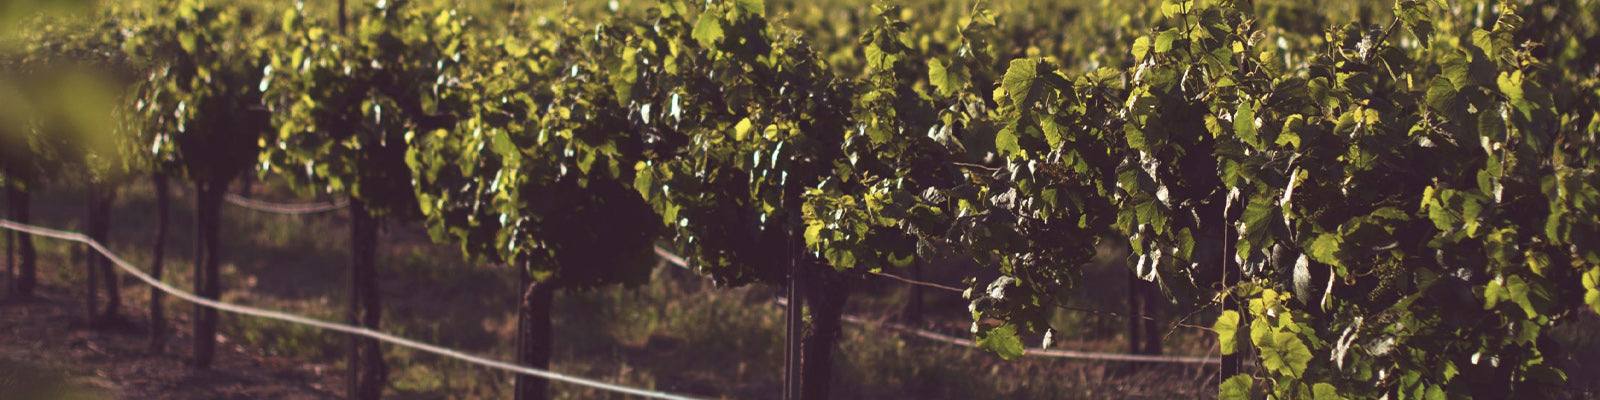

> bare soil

[{"left": 1, "top": 284, "right": 344, "bottom": 400}]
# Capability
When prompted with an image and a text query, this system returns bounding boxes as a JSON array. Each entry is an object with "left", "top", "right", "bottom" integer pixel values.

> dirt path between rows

[{"left": 1, "top": 283, "right": 344, "bottom": 400}]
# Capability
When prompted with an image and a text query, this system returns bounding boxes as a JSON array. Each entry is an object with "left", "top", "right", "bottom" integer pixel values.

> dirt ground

[
  {"left": 1, "top": 182, "right": 1226, "bottom": 399},
  {"left": 0, "top": 284, "right": 344, "bottom": 400}
]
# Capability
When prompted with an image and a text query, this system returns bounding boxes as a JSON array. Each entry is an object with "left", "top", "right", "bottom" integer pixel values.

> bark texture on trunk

[
  {"left": 1127, "top": 271, "right": 1163, "bottom": 356},
  {"left": 150, "top": 174, "right": 170, "bottom": 353},
  {"left": 347, "top": 199, "right": 386, "bottom": 400},
  {"left": 514, "top": 264, "right": 557, "bottom": 400},
  {"left": 799, "top": 264, "right": 850, "bottom": 400},
  {"left": 4, "top": 186, "right": 11, "bottom": 297},
  {"left": 192, "top": 180, "right": 223, "bottom": 368},
  {"left": 88, "top": 185, "right": 120, "bottom": 323},
  {"left": 10, "top": 186, "right": 35, "bottom": 297},
  {"left": 783, "top": 230, "right": 804, "bottom": 400},
  {"left": 83, "top": 189, "right": 101, "bottom": 322},
  {"left": 1139, "top": 284, "right": 1162, "bottom": 356},
  {"left": 1127, "top": 271, "right": 1142, "bottom": 356},
  {"left": 900, "top": 261, "right": 923, "bottom": 326}
]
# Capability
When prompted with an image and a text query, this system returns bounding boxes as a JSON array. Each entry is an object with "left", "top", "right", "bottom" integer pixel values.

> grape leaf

[
  {"left": 995, "top": 128, "right": 1021, "bottom": 157},
  {"left": 1215, "top": 309, "right": 1242, "bottom": 355},
  {"left": 977, "top": 324, "right": 1026, "bottom": 360},
  {"left": 693, "top": 13, "right": 724, "bottom": 48},
  {"left": 1002, "top": 58, "right": 1038, "bottom": 107},
  {"left": 1219, "top": 374, "right": 1253, "bottom": 399}
]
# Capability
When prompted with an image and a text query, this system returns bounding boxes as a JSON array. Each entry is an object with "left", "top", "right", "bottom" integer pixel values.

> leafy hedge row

[{"left": 4, "top": 0, "right": 1598, "bottom": 398}]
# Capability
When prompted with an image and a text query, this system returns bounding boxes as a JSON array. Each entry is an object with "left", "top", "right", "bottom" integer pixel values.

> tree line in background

[{"left": 3, "top": 0, "right": 1599, "bottom": 399}]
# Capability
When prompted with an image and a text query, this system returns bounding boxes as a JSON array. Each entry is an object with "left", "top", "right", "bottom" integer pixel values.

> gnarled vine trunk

[
  {"left": 514, "top": 263, "right": 557, "bottom": 400},
  {"left": 83, "top": 188, "right": 100, "bottom": 322},
  {"left": 8, "top": 185, "right": 35, "bottom": 298},
  {"left": 1127, "top": 271, "right": 1163, "bottom": 357},
  {"left": 783, "top": 225, "right": 804, "bottom": 400},
  {"left": 800, "top": 262, "right": 851, "bottom": 400},
  {"left": 900, "top": 261, "right": 923, "bottom": 325},
  {"left": 85, "top": 184, "right": 120, "bottom": 324},
  {"left": 4, "top": 185, "right": 10, "bottom": 296},
  {"left": 347, "top": 199, "right": 386, "bottom": 400},
  {"left": 192, "top": 180, "right": 224, "bottom": 368},
  {"left": 149, "top": 173, "right": 170, "bottom": 353}
]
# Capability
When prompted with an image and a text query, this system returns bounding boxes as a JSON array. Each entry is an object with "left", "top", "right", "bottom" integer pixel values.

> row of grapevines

[{"left": 5, "top": 0, "right": 1598, "bottom": 399}]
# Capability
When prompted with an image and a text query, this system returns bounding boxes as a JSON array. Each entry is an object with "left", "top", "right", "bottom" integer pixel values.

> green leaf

[
  {"left": 1497, "top": 71, "right": 1535, "bottom": 118},
  {"left": 865, "top": 125, "right": 891, "bottom": 144},
  {"left": 1485, "top": 278, "right": 1508, "bottom": 310},
  {"left": 1506, "top": 275, "right": 1535, "bottom": 316},
  {"left": 1440, "top": 51, "right": 1471, "bottom": 89},
  {"left": 633, "top": 164, "right": 655, "bottom": 197},
  {"left": 1396, "top": 0, "right": 1434, "bottom": 47},
  {"left": 1583, "top": 268, "right": 1600, "bottom": 315},
  {"left": 977, "top": 324, "right": 1026, "bottom": 360},
  {"left": 1471, "top": 29, "right": 1497, "bottom": 59},
  {"left": 1308, "top": 233, "right": 1342, "bottom": 268},
  {"left": 1425, "top": 188, "right": 1463, "bottom": 230},
  {"left": 1132, "top": 36, "right": 1151, "bottom": 60},
  {"left": 864, "top": 44, "right": 896, "bottom": 71},
  {"left": 995, "top": 128, "right": 1020, "bottom": 157},
  {"left": 1123, "top": 124, "right": 1149, "bottom": 151},
  {"left": 503, "top": 39, "right": 529, "bottom": 58},
  {"left": 928, "top": 59, "right": 952, "bottom": 95},
  {"left": 693, "top": 13, "right": 724, "bottom": 48},
  {"left": 825, "top": 247, "right": 857, "bottom": 269},
  {"left": 1424, "top": 384, "right": 1445, "bottom": 400},
  {"left": 1001, "top": 58, "right": 1039, "bottom": 106},
  {"left": 1154, "top": 30, "right": 1177, "bottom": 54},
  {"left": 1259, "top": 330, "right": 1313, "bottom": 378},
  {"left": 1215, "top": 310, "right": 1242, "bottom": 355},
  {"left": 1313, "top": 383, "right": 1344, "bottom": 400},
  {"left": 804, "top": 224, "right": 823, "bottom": 246},
  {"left": 1425, "top": 77, "right": 1456, "bottom": 112},
  {"left": 1219, "top": 374, "right": 1254, "bottom": 399},
  {"left": 178, "top": 32, "right": 197, "bottom": 53},
  {"left": 489, "top": 129, "right": 517, "bottom": 157},
  {"left": 1526, "top": 251, "right": 1550, "bottom": 277},
  {"left": 926, "top": 59, "right": 970, "bottom": 97},
  {"left": 1041, "top": 117, "right": 1064, "bottom": 149},
  {"left": 1204, "top": 114, "right": 1224, "bottom": 138},
  {"left": 1135, "top": 198, "right": 1168, "bottom": 234},
  {"left": 1234, "top": 101, "right": 1258, "bottom": 148},
  {"left": 734, "top": 0, "right": 765, "bottom": 17},
  {"left": 734, "top": 118, "right": 754, "bottom": 141},
  {"left": 1478, "top": 110, "right": 1505, "bottom": 141},
  {"left": 1280, "top": 332, "right": 1314, "bottom": 377}
]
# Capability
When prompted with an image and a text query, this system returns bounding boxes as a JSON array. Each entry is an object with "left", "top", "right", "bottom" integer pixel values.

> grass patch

[{"left": 0, "top": 357, "right": 108, "bottom": 400}]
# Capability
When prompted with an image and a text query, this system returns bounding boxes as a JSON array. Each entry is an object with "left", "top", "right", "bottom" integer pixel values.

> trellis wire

[{"left": 0, "top": 219, "right": 706, "bottom": 400}]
